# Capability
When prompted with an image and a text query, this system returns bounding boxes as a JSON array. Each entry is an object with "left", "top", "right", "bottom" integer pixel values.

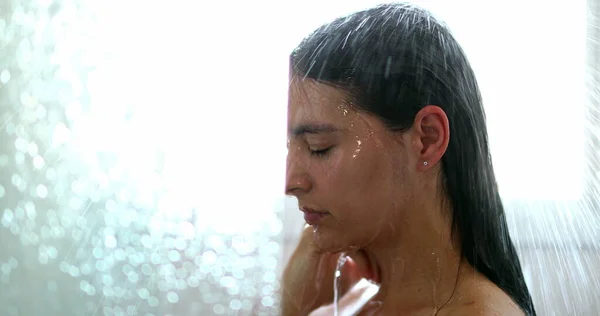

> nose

[{"left": 285, "top": 154, "right": 312, "bottom": 196}]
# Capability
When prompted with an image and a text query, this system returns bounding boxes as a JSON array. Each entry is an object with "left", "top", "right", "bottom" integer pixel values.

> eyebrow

[{"left": 289, "top": 123, "right": 339, "bottom": 137}]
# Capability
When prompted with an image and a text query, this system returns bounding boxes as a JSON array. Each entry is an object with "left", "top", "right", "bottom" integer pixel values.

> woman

[{"left": 281, "top": 3, "right": 536, "bottom": 316}]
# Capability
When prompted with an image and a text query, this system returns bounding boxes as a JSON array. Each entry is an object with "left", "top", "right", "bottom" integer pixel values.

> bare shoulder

[
  {"left": 439, "top": 274, "right": 525, "bottom": 316},
  {"left": 440, "top": 301, "right": 524, "bottom": 316}
]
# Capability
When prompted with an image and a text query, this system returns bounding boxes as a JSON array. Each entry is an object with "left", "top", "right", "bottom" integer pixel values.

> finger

[
  {"left": 359, "top": 301, "right": 384, "bottom": 316},
  {"left": 308, "top": 304, "right": 334, "bottom": 316},
  {"left": 314, "top": 254, "right": 336, "bottom": 298},
  {"left": 340, "top": 256, "right": 362, "bottom": 293},
  {"left": 348, "top": 250, "right": 373, "bottom": 280},
  {"left": 333, "top": 278, "right": 381, "bottom": 316}
]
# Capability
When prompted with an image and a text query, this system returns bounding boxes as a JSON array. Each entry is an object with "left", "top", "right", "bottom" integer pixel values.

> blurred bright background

[{"left": 0, "top": 0, "right": 598, "bottom": 315}]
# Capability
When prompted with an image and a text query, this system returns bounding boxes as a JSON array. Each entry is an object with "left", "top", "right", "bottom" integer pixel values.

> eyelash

[{"left": 309, "top": 147, "right": 332, "bottom": 157}]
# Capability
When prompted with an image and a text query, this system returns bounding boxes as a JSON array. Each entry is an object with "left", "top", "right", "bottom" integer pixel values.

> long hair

[{"left": 290, "top": 3, "right": 536, "bottom": 315}]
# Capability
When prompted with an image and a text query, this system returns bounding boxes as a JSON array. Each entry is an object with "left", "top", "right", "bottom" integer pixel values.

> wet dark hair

[{"left": 291, "top": 3, "right": 536, "bottom": 315}]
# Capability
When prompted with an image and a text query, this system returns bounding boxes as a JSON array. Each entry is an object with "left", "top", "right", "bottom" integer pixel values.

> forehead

[
  {"left": 288, "top": 77, "right": 353, "bottom": 122},
  {"left": 287, "top": 76, "right": 391, "bottom": 141}
]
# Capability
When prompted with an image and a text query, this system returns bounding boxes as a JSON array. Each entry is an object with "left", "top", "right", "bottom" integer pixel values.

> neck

[{"left": 362, "top": 200, "right": 465, "bottom": 312}]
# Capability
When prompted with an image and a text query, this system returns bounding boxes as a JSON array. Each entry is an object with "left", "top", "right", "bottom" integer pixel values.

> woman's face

[{"left": 286, "top": 77, "right": 419, "bottom": 252}]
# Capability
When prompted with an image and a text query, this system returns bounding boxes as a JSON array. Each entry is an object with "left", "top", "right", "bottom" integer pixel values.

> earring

[{"left": 423, "top": 161, "right": 428, "bottom": 166}]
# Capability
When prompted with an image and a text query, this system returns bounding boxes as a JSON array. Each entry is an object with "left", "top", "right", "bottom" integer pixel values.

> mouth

[{"left": 300, "top": 207, "right": 329, "bottom": 225}]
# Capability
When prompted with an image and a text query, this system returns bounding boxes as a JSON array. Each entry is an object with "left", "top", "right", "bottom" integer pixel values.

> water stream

[{"left": 333, "top": 253, "right": 347, "bottom": 316}]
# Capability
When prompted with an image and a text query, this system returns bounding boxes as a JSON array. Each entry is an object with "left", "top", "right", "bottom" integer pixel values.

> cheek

[
  {"left": 348, "top": 147, "right": 408, "bottom": 210},
  {"left": 325, "top": 147, "right": 373, "bottom": 188},
  {"left": 313, "top": 138, "right": 404, "bottom": 204},
  {"left": 331, "top": 148, "right": 395, "bottom": 210}
]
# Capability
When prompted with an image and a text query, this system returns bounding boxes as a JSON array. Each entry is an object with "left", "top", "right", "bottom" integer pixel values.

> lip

[{"left": 301, "top": 207, "right": 329, "bottom": 225}]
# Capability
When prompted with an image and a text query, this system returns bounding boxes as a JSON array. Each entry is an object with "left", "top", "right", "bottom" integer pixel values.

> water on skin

[{"left": 333, "top": 253, "right": 348, "bottom": 316}]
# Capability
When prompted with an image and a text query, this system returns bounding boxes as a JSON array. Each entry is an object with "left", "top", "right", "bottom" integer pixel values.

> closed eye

[{"left": 310, "top": 147, "right": 332, "bottom": 157}]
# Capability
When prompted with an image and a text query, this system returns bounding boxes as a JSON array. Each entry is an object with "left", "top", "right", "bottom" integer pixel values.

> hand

[
  {"left": 281, "top": 224, "right": 339, "bottom": 315},
  {"left": 281, "top": 225, "right": 377, "bottom": 315},
  {"left": 308, "top": 279, "right": 382, "bottom": 316}
]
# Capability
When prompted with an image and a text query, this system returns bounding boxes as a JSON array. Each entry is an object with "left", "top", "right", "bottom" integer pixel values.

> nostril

[
  {"left": 285, "top": 186, "right": 304, "bottom": 197},
  {"left": 285, "top": 174, "right": 312, "bottom": 196},
  {"left": 285, "top": 188, "right": 296, "bottom": 196}
]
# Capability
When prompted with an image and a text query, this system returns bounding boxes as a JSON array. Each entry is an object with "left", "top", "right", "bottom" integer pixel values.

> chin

[{"left": 312, "top": 225, "right": 361, "bottom": 254}]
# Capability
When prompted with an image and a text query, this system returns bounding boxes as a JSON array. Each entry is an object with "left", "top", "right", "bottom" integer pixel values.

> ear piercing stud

[{"left": 423, "top": 161, "right": 429, "bottom": 166}]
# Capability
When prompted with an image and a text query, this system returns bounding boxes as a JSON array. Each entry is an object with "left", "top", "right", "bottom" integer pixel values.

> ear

[{"left": 410, "top": 105, "right": 450, "bottom": 171}]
